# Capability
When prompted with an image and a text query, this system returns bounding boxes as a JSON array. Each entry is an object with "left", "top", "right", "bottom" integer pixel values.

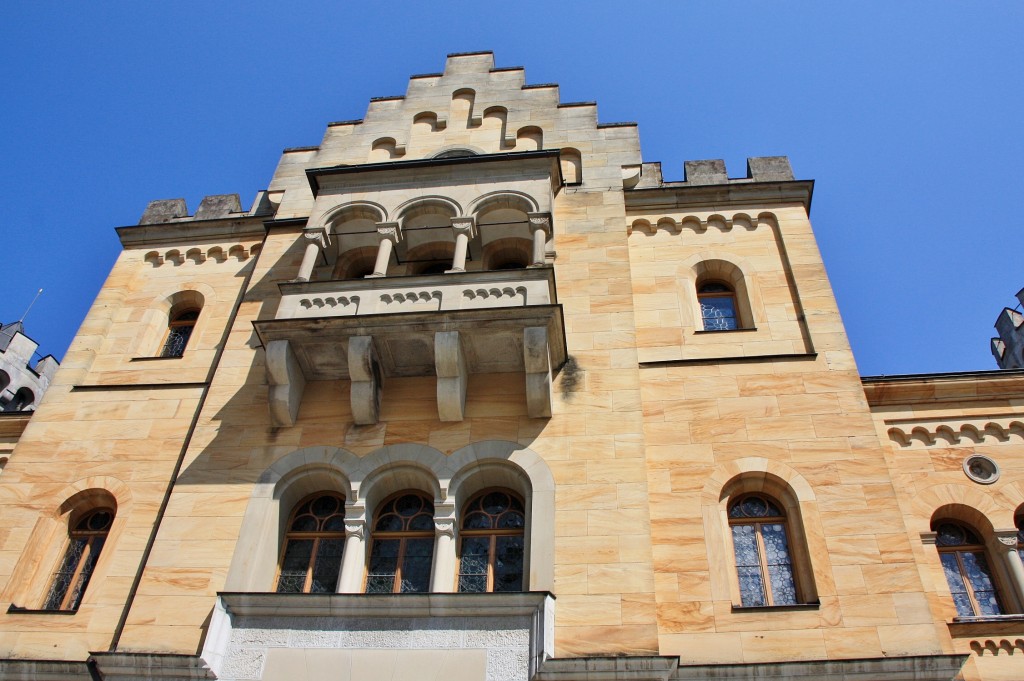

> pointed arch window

[
  {"left": 935, "top": 520, "right": 1004, "bottom": 617},
  {"left": 43, "top": 508, "right": 113, "bottom": 611},
  {"left": 457, "top": 490, "right": 525, "bottom": 593},
  {"left": 275, "top": 493, "right": 346, "bottom": 594},
  {"left": 161, "top": 309, "right": 199, "bottom": 357},
  {"left": 365, "top": 492, "right": 434, "bottom": 594},
  {"left": 729, "top": 494, "right": 798, "bottom": 607},
  {"left": 698, "top": 281, "right": 738, "bottom": 331}
]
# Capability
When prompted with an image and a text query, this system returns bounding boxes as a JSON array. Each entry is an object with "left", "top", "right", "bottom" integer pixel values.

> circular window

[{"left": 962, "top": 454, "right": 1000, "bottom": 485}]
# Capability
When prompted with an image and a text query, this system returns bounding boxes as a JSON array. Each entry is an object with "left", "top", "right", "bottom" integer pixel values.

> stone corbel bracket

[
  {"left": 266, "top": 340, "right": 306, "bottom": 427},
  {"left": 349, "top": 336, "right": 382, "bottom": 425},
  {"left": 435, "top": 331, "right": 468, "bottom": 421},
  {"left": 524, "top": 326, "right": 553, "bottom": 418}
]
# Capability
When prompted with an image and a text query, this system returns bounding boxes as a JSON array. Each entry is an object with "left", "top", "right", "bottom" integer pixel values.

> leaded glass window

[
  {"left": 42, "top": 508, "right": 113, "bottom": 611},
  {"left": 698, "top": 281, "right": 738, "bottom": 331},
  {"left": 458, "top": 490, "right": 525, "bottom": 593},
  {"left": 934, "top": 520, "right": 1003, "bottom": 617},
  {"left": 161, "top": 309, "right": 199, "bottom": 358},
  {"left": 275, "top": 493, "right": 346, "bottom": 594},
  {"left": 728, "top": 495, "right": 798, "bottom": 607},
  {"left": 365, "top": 492, "right": 434, "bottom": 594}
]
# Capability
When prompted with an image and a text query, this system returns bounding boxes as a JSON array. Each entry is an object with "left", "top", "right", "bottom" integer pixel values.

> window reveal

[{"left": 43, "top": 508, "right": 113, "bottom": 611}]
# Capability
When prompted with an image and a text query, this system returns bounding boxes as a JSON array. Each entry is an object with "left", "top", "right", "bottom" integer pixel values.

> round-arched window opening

[
  {"left": 434, "top": 149, "right": 478, "bottom": 159},
  {"left": 415, "top": 262, "right": 450, "bottom": 276},
  {"left": 698, "top": 281, "right": 739, "bottom": 331},
  {"left": 161, "top": 308, "right": 200, "bottom": 358}
]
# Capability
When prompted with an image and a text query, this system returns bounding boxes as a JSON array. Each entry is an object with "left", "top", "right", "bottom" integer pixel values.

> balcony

[{"left": 252, "top": 267, "right": 566, "bottom": 426}]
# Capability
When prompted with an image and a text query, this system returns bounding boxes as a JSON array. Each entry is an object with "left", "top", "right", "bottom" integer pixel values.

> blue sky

[{"left": 2, "top": 2, "right": 1021, "bottom": 376}]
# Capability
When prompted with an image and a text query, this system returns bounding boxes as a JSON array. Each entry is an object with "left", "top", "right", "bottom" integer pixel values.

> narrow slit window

[
  {"left": 275, "top": 493, "right": 346, "bottom": 594},
  {"left": 698, "top": 282, "right": 738, "bottom": 331},
  {"left": 729, "top": 495, "right": 798, "bottom": 607},
  {"left": 365, "top": 492, "right": 434, "bottom": 594},
  {"left": 457, "top": 490, "right": 525, "bottom": 593},
  {"left": 43, "top": 508, "right": 113, "bottom": 611}
]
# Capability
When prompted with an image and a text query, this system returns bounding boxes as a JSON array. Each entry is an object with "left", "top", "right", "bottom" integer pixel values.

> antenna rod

[{"left": 19, "top": 288, "right": 43, "bottom": 323}]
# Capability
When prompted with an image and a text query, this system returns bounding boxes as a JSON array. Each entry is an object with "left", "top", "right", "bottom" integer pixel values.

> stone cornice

[
  {"left": 116, "top": 216, "right": 267, "bottom": 248},
  {"left": 624, "top": 180, "right": 814, "bottom": 213},
  {"left": 217, "top": 590, "right": 551, "bottom": 618},
  {"left": 863, "top": 368, "right": 1024, "bottom": 406}
]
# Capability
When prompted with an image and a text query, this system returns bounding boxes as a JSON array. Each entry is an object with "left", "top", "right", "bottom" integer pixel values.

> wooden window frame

[
  {"left": 728, "top": 494, "right": 799, "bottom": 607},
  {"left": 456, "top": 488, "right": 526, "bottom": 593},
  {"left": 274, "top": 492, "right": 346, "bottom": 594},
  {"left": 43, "top": 508, "right": 114, "bottom": 611},
  {"left": 365, "top": 491, "right": 435, "bottom": 594}
]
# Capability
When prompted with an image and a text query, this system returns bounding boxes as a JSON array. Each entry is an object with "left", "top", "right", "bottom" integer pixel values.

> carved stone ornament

[
  {"left": 344, "top": 522, "right": 365, "bottom": 540},
  {"left": 375, "top": 222, "right": 402, "bottom": 243},
  {"left": 994, "top": 531, "right": 1019, "bottom": 547},
  {"left": 962, "top": 454, "right": 1000, "bottom": 485},
  {"left": 302, "top": 228, "right": 328, "bottom": 249},
  {"left": 527, "top": 212, "right": 552, "bottom": 233},
  {"left": 434, "top": 518, "right": 456, "bottom": 538}
]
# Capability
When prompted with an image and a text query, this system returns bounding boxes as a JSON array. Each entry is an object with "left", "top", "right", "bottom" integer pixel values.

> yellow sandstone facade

[{"left": 0, "top": 52, "right": 1020, "bottom": 681}]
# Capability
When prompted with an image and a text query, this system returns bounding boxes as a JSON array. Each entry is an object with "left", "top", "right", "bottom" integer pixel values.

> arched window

[
  {"left": 365, "top": 492, "right": 434, "bottom": 593},
  {"left": 161, "top": 309, "right": 199, "bottom": 357},
  {"left": 728, "top": 494, "right": 798, "bottom": 607},
  {"left": 42, "top": 508, "right": 113, "bottom": 610},
  {"left": 457, "top": 489, "right": 525, "bottom": 593},
  {"left": 934, "top": 520, "right": 1004, "bottom": 616},
  {"left": 4, "top": 387, "right": 34, "bottom": 412},
  {"left": 698, "top": 281, "right": 739, "bottom": 331},
  {"left": 275, "top": 493, "right": 346, "bottom": 594}
]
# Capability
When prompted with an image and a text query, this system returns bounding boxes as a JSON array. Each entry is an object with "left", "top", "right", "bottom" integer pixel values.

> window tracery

[
  {"left": 43, "top": 508, "right": 113, "bottom": 611},
  {"left": 457, "top": 489, "right": 525, "bottom": 593},
  {"left": 275, "top": 493, "right": 346, "bottom": 594},
  {"left": 161, "top": 309, "right": 199, "bottom": 357},
  {"left": 698, "top": 281, "right": 739, "bottom": 331},
  {"left": 935, "top": 520, "right": 1004, "bottom": 617},
  {"left": 365, "top": 492, "right": 434, "bottom": 593},
  {"left": 728, "top": 494, "right": 798, "bottom": 607}
]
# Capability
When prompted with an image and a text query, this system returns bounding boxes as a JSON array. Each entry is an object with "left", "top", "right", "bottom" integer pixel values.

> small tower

[
  {"left": 0, "top": 321, "right": 59, "bottom": 411},
  {"left": 991, "top": 288, "right": 1024, "bottom": 368}
]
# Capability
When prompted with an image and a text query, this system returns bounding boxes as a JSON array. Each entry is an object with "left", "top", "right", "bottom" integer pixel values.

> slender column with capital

[
  {"left": 527, "top": 213, "right": 551, "bottom": 267},
  {"left": 430, "top": 506, "right": 457, "bottom": 592},
  {"left": 296, "top": 229, "right": 328, "bottom": 282},
  {"left": 368, "top": 222, "right": 401, "bottom": 278},
  {"left": 446, "top": 217, "right": 476, "bottom": 273},
  {"left": 995, "top": 530, "right": 1024, "bottom": 609},
  {"left": 337, "top": 515, "right": 367, "bottom": 593}
]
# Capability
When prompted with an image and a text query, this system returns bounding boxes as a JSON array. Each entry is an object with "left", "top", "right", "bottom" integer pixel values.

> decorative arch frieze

[
  {"left": 887, "top": 420, "right": 1024, "bottom": 447},
  {"left": 628, "top": 211, "right": 767, "bottom": 236},
  {"left": 142, "top": 243, "right": 258, "bottom": 267}
]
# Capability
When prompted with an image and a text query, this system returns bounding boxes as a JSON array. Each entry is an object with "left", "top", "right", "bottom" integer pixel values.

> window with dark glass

[
  {"left": 43, "top": 508, "right": 113, "bottom": 611},
  {"left": 457, "top": 490, "right": 525, "bottom": 593},
  {"left": 934, "top": 520, "right": 1003, "bottom": 617},
  {"left": 275, "top": 493, "right": 346, "bottom": 594},
  {"left": 1016, "top": 514, "right": 1023, "bottom": 564},
  {"left": 161, "top": 309, "right": 199, "bottom": 357},
  {"left": 698, "top": 281, "right": 738, "bottom": 331},
  {"left": 365, "top": 492, "right": 434, "bottom": 594},
  {"left": 729, "top": 495, "right": 798, "bottom": 607}
]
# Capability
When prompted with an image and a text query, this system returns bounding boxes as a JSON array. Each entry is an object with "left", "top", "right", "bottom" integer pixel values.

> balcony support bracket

[
  {"left": 524, "top": 326, "right": 553, "bottom": 418},
  {"left": 266, "top": 339, "right": 306, "bottom": 427},
  {"left": 349, "top": 336, "right": 382, "bottom": 425},
  {"left": 435, "top": 331, "right": 469, "bottom": 421}
]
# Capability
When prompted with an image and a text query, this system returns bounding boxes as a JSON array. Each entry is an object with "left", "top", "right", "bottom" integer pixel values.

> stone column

[
  {"left": 337, "top": 515, "right": 367, "bottom": 593},
  {"left": 430, "top": 505, "right": 457, "bottom": 593},
  {"left": 368, "top": 222, "right": 401, "bottom": 278},
  {"left": 527, "top": 213, "right": 552, "bottom": 267},
  {"left": 446, "top": 217, "right": 476, "bottom": 273},
  {"left": 996, "top": 530, "right": 1024, "bottom": 609},
  {"left": 295, "top": 228, "right": 328, "bottom": 282}
]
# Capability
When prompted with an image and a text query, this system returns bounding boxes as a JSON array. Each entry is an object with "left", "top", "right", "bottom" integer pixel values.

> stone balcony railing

[
  {"left": 253, "top": 267, "right": 565, "bottom": 427},
  {"left": 276, "top": 266, "right": 557, "bottom": 320}
]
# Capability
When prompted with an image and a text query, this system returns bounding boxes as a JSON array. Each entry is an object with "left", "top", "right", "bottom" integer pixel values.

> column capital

[
  {"left": 994, "top": 529, "right": 1020, "bottom": 548},
  {"left": 450, "top": 216, "right": 477, "bottom": 238},
  {"left": 302, "top": 227, "right": 329, "bottom": 248},
  {"left": 375, "top": 222, "right": 402, "bottom": 244},
  {"left": 345, "top": 520, "right": 366, "bottom": 540},
  {"left": 527, "top": 212, "right": 552, "bottom": 234},
  {"left": 434, "top": 518, "right": 456, "bottom": 539}
]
